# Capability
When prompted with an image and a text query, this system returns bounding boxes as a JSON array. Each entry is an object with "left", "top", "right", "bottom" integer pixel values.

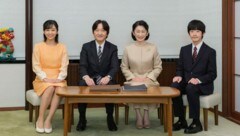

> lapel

[
  {"left": 99, "top": 41, "right": 110, "bottom": 65},
  {"left": 186, "top": 44, "right": 193, "bottom": 64},
  {"left": 191, "top": 42, "right": 207, "bottom": 70},
  {"left": 90, "top": 41, "right": 99, "bottom": 64}
]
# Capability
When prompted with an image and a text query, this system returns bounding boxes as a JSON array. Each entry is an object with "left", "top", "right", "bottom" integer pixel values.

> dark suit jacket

[
  {"left": 176, "top": 42, "right": 217, "bottom": 95},
  {"left": 79, "top": 40, "right": 119, "bottom": 84}
]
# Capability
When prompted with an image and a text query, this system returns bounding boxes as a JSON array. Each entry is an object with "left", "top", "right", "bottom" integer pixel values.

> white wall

[
  {"left": 0, "top": 0, "right": 25, "bottom": 60},
  {"left": 0, "top": 0, "right": 223, "bottom": 108},
  {"left": 0, "top": 64, "right": 25, "bottom": 107},
  {"left": 0, "top": 0, "right": 26, "bottom": 108},
  {"left": 32, "top": 0, "right": 222, "bottom": 58}
]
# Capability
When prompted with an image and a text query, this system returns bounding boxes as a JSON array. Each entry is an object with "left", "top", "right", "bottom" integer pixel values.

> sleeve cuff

[
  {"left": 57, "top": 75, "right": 64, "bottom": 80},
  {"left": 82, "top": 75, "right": 89, "bottom": 80},
  {"left": 147, "top": 74, "right": 156, "bottom": 81},
  {"left": 38, "top": 72, "right": 47, "bottom": 81},
  {"left": 197, "top": 78, "right": 202, "bottom": 84},
  {"left": 107, "top": 75, "right": 112, "bottom": 80},
  {"left": 126, "top": 75, "right": 135, "bottom": 81}
]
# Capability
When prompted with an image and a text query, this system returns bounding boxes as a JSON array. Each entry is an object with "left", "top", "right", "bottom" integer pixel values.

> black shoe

[
  {"left": 76, "top": 120, "right": 87, "bottom": 131},
  {"left": 184, "top": 122, "right": 203, "bottom": 134},
  {"left": 107, "top": 116, "right": 118, "bottom": 131},
  {"left": 173, "top": 120, "right": 188, "bottom": 131}
]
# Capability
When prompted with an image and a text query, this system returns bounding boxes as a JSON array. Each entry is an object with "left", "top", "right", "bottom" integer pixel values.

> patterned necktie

[
  {"left": 97, "top": 46, "right": 102, "bottom": 62},
  {"left": 96, "top": 75, "right": 102, "bottom": 85},
  {"left": 193, "top": 47, "right": 197, "bottom": 62}
]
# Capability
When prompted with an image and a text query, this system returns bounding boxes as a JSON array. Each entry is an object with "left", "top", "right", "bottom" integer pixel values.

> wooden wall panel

[
  {"left": 66, "top": 59, "right": 177, "bottom": 86},
  {"left": 66, "top": 63, "right": 80, "bottom": 86}
]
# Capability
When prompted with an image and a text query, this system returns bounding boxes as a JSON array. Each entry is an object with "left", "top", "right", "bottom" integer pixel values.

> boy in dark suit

[
  {"left": 77, "top": 20, "right": 119, "bottom": 131},
  {"left": 171, "top": 20, "right": 217, "bottom": 134}
]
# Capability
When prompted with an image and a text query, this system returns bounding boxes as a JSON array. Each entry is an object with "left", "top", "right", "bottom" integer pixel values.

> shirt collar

[
  {"left": 192, "top": 41, "right": 203, "bottom": 52},
  {"left": 95, "top": 40, "right": 105, "bottom": 51}
]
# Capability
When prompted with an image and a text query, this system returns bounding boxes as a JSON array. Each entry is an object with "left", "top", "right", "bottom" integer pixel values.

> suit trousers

[
  {"left": 171, "top": 82, "right": 202, "bottom": 119},
  {"left": 78, "top": 103, "right": 114, "bottom": 118},
  {"left": 78, "top": 79, "right": 115, "bottom": 119}
]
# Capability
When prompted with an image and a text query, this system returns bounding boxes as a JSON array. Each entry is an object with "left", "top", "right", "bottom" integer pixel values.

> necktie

[
  {"left": 193, "top": 47, "right": 197, "bottom": 62},
  {"left": 98, "top": 46, "right": 102, "bottom": 62},
  {"left": 96, "top": 75, "right": 102, "bottom": 85}
]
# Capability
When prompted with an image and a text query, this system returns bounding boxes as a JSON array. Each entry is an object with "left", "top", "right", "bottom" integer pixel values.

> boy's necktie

[{"left": 193, "top": 47, "right": 197, "bottom": 62}]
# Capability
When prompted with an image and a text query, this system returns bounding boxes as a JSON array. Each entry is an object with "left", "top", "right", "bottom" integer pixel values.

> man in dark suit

[
  {"left": 76, "top": 20, "right": 119, "bottom": 131},
  {"left": 171, "top": 20, "right": 217, "bottom": 134}
]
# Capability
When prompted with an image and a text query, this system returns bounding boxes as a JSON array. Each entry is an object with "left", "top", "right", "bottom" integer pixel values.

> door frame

[{"left": 222, "top": 0, "right": 240, "bottom": 123}]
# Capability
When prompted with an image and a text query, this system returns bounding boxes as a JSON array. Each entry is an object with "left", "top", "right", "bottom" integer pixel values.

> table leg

[
  {"left": 64, "top": 98, "right": 69, "bottom": 136},
  {"left": 68, "top": 104, "right": 72, "bottom": 132},
  {"left": 164, "top": 104, "right": 167, "bottom": 132},
  {"left": 167, "top": 99, "right": 172, "bottom": 136}
]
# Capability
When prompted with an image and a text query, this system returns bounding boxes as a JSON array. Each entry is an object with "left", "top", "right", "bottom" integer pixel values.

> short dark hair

[
  {"left": 187, "top": 19, "right": 205, "bottom": 34},
  {"left": 131, "top": 20, "right": 150, "bottom": 41},
  {"left": 43, "top": 20, "right": 59, "bottom": 43},
  {"left": 92, "top": 20, "right": 110, "bottom": 37}
]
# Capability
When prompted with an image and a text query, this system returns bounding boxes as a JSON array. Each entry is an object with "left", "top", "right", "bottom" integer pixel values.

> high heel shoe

[
  {"left": 135, "top": 117, "right": 143, "bottom": 129},
  {"left": 44, "top": 121, "right": 52, "bottom": 133},
  {"left": 44, "top": 127, "right": 52, "bottom": 134},
  {"left": 136, "top": 124, "right": 143, "bottom": 129},
  {"left": 143, "top": 120, "right": 150, "bottom": 128},
  {"left": 143, "top": 113, "right": 150, "bottom": 129},
  {"left": 35, "top": 122, "right": 44, "bottom": 133},
  {"left": 136, "top": 120, "right": 143, "bottom": 129},
  {"left": 143, "top": 123, "right": 150, "bottom": 129}
]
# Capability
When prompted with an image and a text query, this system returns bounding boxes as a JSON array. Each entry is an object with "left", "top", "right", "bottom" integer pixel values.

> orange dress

[{"left": 32, "top": 42, "right": 69, "bottom": 96}]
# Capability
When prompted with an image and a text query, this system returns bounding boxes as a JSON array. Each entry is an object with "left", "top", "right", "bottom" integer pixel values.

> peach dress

[
  {"left": 32, "top": 42, "right": 69, "bottom": 96},
  {"left": 121, "top": 42, "right": 162, "bottom": 110}
]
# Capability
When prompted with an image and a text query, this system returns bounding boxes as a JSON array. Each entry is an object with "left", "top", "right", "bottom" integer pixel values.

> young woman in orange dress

[{"left": 32, "top": 20, "right": 69, "bottom": 133}]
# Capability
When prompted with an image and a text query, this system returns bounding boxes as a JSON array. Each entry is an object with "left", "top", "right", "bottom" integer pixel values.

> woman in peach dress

[{"left": 32, "top": 20, "right": 69, "bottom": 133}]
